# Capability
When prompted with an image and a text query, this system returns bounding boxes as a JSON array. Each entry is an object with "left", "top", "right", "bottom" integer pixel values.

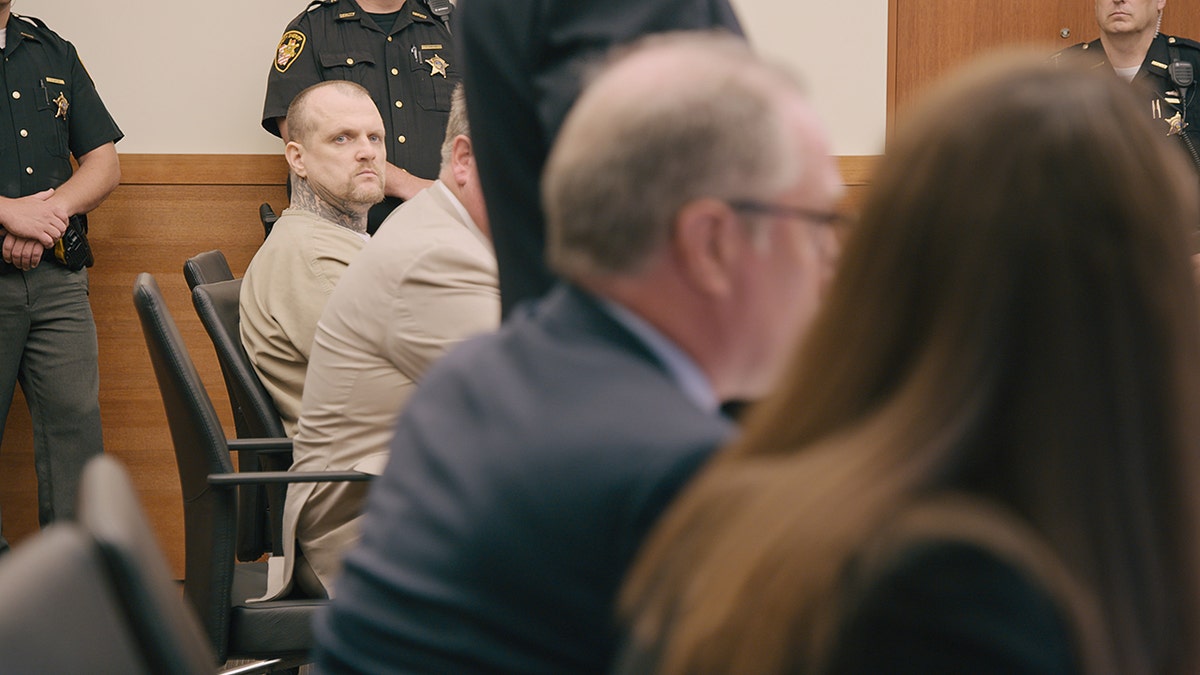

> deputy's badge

[
  {"left": 275, "top": 30, "right": 307, "bottom": 73},
  {"left": 52, "top": 92, "right": 69, "bottom": 120},
  {"left": 1166, "top": 111, "right": 1188, "bottom": 136},
  {"left": 425, "top": 54, "right": 449, "bottom": 78}
]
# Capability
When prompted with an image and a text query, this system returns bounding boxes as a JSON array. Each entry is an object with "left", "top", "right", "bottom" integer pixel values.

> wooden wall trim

[
  {"left": 838, "top": 155, "right": 878, "bottom": 188},
  {"left": 119, "top": 154, "right": 288, "bottom": 186}
]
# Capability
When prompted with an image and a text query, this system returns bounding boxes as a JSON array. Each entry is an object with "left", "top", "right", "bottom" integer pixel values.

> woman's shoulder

[{"left": 826, "top": 539, "right": 1079, "bottom": 675}]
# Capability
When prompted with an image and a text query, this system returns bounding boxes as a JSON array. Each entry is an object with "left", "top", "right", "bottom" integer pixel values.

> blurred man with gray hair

[{"left": 316, "top": 32, "right": 844, "bottom": 674}]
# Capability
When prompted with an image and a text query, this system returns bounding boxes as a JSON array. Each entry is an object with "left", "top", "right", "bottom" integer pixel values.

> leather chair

[
  {"left": 0, "top": 524, "right": 151, "bottom": 674},
  {"left": 185, "top": 250, "right": 286, "bottom": 561},
  {"left": 77, "top": 455, "right": 217, "bottom": 675},
  {"left": 132, "top": 272, "right": 370, "bottom": 665},
  {"left": 183, "top": 249, "right": 234, "bottom": 290},
  {"left": 193, "top": 278, "right": 293, "bottom": 560},
  {"left": 260, "top": 203, "right": 279, "bottom": 240}
]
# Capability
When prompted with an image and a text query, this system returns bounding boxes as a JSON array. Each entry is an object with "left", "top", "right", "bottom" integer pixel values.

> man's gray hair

[
  {"left": 544, "top": 32, "right": 806, "bottom": 279},
  {"left": 440, "top": 84, "right": 470, "bottom": 169}
]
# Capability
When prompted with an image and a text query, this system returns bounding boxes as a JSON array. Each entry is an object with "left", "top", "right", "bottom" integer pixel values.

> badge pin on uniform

[
  {"left": 1166, "top": 111, "right": 1188, "bottom": 136},
  {"left": 425, "top": 54, "right": 449, "bottom": 78},
  {"left": 52, "top": 92, "right": 69, "bottom": 119}
]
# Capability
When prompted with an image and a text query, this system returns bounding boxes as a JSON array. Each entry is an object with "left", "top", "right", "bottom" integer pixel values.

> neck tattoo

[{"left": 290, "top": 176, "right": 369, "bottom": 234}]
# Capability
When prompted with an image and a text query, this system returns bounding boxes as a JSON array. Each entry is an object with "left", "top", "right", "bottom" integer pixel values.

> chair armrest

[
  {"left": 227, "top": 438, "right": 293, "bottom": 453},
  {"left": 207, "top": 470, "right": 373, "bottom": 486}
]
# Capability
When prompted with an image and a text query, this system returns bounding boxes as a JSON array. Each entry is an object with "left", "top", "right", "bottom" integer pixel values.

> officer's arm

[
  {"left": 384, "top": 163, "right": 433, "bottom": 201},
  {"left": 0, "top": 189, "right": 68, "bottom": 245},
  {"left": 46, "top": 142, "right": 120, "bottom": 217}
]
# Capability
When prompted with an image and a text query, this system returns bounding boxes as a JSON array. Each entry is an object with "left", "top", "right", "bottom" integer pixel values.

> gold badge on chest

[
  {"left": 52, "top": 92, "right": 69, "bottom": 119},
  {"left": 425, "top": 54, "right": 449, "bottom": 78}
]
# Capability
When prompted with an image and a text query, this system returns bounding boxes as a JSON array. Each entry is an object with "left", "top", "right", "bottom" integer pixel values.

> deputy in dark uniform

[
  {"left": 1063, "top": 0, "right": 1200, "bottom": 172},
  {"left": 263, "top": 0, "right": 458, "bottom": 234},
  {"left": 0, "top": 2, "right": 122, "bottom": 554}
]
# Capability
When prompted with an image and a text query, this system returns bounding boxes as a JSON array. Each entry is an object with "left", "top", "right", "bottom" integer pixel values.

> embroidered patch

[{"left": 275, "top": 30, "right": 307, "bottom": 73}]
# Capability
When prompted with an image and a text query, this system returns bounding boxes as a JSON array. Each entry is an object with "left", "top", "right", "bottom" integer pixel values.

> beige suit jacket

[{"left": 262, "top": 182, "right": 500, "bottom": 599}]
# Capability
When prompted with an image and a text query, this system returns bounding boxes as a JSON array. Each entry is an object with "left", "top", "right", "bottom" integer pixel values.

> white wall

[{"left": 24, "top": 0, "right": 887, "bottom": 156}]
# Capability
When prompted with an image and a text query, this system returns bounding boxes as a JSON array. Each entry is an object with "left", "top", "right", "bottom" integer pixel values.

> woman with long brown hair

[{"left": 616, "top": 52, "right": 1200, "bottom": 675}]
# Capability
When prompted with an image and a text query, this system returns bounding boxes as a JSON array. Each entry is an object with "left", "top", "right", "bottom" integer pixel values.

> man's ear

[
  {"left": 671, "top": 198, "right": 745, "bottom": 298},
  {"left": 449, "top": 135, "right": 473, "bottom": 187},
  {"left": 285, "top": 140, "right": 307, "bottom": 178}
]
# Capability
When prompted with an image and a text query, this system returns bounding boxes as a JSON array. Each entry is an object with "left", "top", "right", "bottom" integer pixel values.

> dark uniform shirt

[
  {"left": 0, "top": 13, "right": 123, "bottom": 201},
  {"left": 262, "top": 0, "right": 457, "bottom": 233},
  {"left": 1063, "top": 34, "right": 1200, "bottom": 173}
]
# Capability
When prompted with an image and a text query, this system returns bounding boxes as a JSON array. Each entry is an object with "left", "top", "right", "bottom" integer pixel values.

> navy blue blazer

[{"left": 315, "top": 283, "right": 735, "bottom": 674}]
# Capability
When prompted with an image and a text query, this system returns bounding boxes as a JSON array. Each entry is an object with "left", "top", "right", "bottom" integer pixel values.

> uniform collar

[
  {"left": 334, "top": 0, "right": 435, "bottom": 35},
  {"left": 1079, "top": 34, "right": 1175, "bottom": 83},
  {"left": 4, "top": 14, "right": 41, "bottom": 53},
  {"left": 1139, "top": 33, "right": 1174, "bottom": 82}
]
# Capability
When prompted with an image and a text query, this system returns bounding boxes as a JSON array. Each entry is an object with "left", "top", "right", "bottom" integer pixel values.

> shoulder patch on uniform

[
  {"left": 307, "top": 0, "right": 338, "bottom": 11},
  {"left": 411, "top": 11, "right": 429, "bottom": 19},
  {"left": 275, "top": 30, "right": 307, "bottom": 73},
  {"left": 14, "top": 14, "right": 45, "bottom": 29}
]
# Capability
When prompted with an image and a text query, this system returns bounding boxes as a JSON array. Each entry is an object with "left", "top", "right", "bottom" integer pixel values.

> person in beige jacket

[
  {"left": 260, "top": 86, "right": 499, "bottom": 600},
  {"left": 240, "top": 80, "right": 384, "bottom": 434}
]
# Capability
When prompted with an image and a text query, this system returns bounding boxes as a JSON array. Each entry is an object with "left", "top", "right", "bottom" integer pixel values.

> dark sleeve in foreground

[
  {"left": 458, "top": 0, "right": 743, "bottom": 317},
  {"left": 826, "top": 542, "right": 1079, "bottom": 675}
]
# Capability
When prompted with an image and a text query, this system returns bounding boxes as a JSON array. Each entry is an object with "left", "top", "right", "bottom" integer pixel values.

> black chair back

[
  {"left": 78, "top": 455, "right": 217, "bottom": 675},
  {"left": 132, "top": 272, "right": 321, "bottom": 666},
  {"left": 192, "top": 278, "right": 286, "bottom": 440},
  {"left": 0, "top": 525, "right": 150, "bottom": 674},
  {"left": 183, "top": 249, "right": 235, "bottom": 289},
  {"left": 185, "top": 251, "right": 275, "bottom": 562},
  {"left": 133, "top": 272, "right": 238, "bottom": 657}
]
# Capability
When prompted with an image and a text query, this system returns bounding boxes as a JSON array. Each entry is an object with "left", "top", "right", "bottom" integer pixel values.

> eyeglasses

[{"left": 727, "top": 200, "right": 851, "bottom": 228}]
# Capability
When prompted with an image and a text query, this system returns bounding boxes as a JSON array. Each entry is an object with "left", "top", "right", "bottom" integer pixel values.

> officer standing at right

[
  {"left": 263, "top": 0, "right": 459, "bottom": 234},
  {"left": 1064, "top": 0, "right": 1200, "bottom": 172}
]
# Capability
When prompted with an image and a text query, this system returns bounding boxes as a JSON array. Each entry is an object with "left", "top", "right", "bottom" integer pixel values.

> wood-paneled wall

[
  {"left": 0, "top": 154, "right": 287, "bottom": 576},
  {"left": 0, "top": 154, "right": 874, "bottom": 577}
]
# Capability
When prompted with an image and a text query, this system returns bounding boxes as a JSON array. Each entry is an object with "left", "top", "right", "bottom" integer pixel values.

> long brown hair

[{"left": 619, "top": 52, "right": 1200, "bottom": 674}]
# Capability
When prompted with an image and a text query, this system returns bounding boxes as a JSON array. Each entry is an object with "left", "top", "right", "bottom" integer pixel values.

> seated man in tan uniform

[
  {"left": 260, "top": 86, "right": 499, "bottom": 600},
  {"left": 240, "top": 80, "right": 385, "bottom": 434}
]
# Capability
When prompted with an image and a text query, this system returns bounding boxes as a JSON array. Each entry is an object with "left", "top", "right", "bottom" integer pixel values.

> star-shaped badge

[
  {"left": 1166, "top": 111, "right": 1188, "bottom": 136},
  {"left": 52, "top": 92, "right": 69, "bottom": 119},
  {"left": 425, "top": 54, "right": 449, "bottom": 78}
]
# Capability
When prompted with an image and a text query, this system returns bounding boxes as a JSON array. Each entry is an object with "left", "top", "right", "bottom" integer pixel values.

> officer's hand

[
  {"left": 0, "top": 190, "right": 69, "bottom": 246},
  {"left": 2, "top": 234, "right": 45, "bottom": 270}
]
